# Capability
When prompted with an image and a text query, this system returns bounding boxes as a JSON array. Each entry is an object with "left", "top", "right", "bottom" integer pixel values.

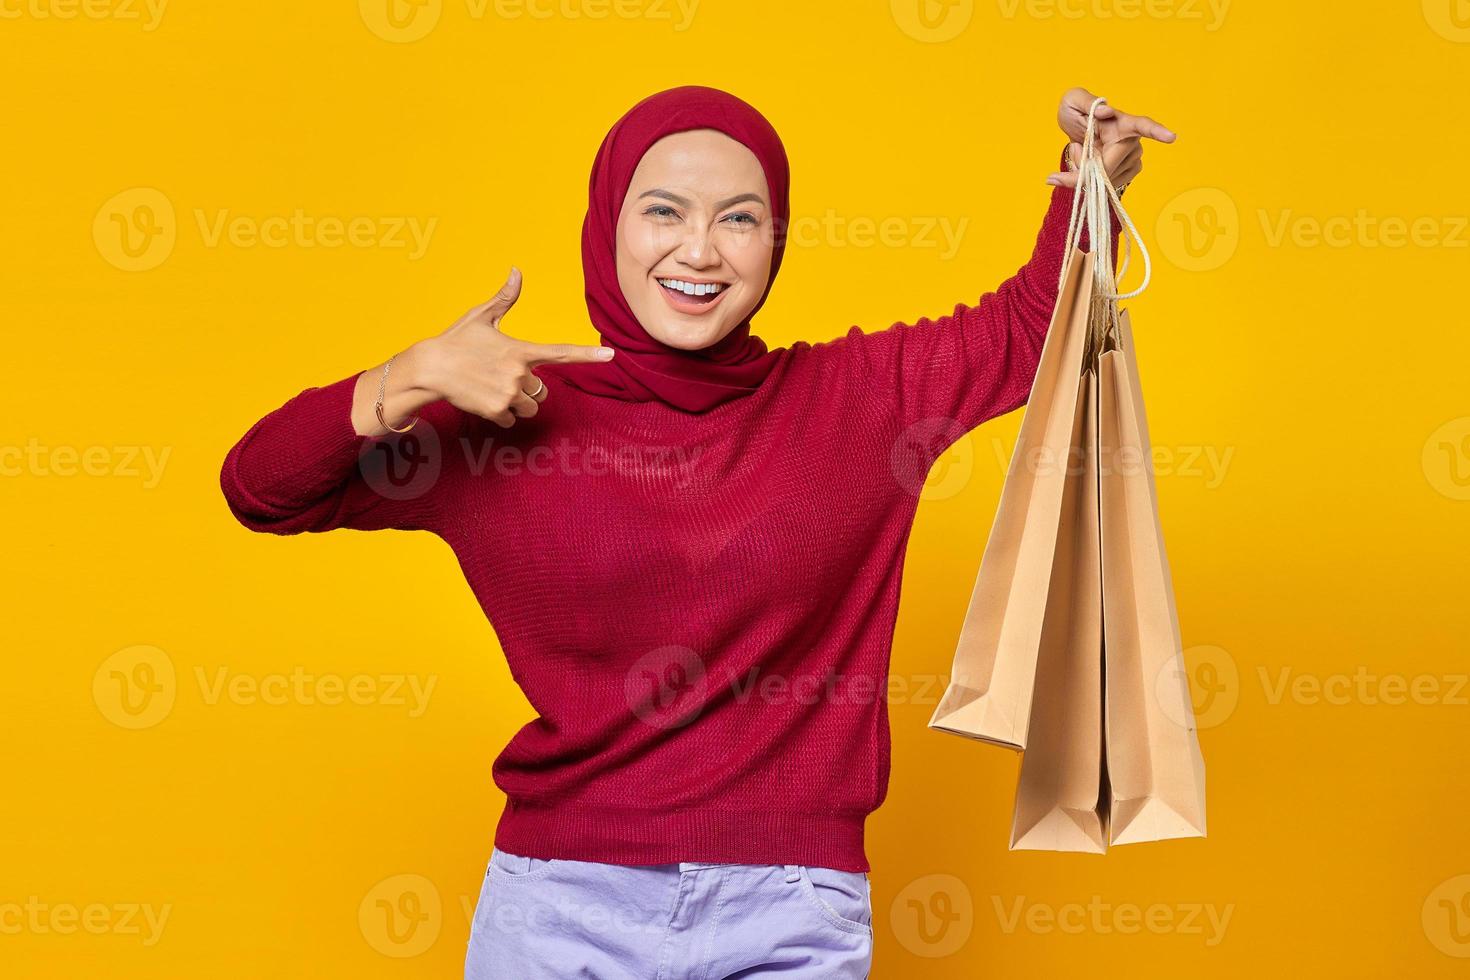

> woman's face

[{"left": 615, "top": 129, "right": 774, "bottom": 351}]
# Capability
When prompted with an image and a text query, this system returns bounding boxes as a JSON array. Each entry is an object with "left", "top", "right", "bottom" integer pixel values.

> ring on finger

[{"left": 524, "top": 378, "right": 546, "bottom": 399}]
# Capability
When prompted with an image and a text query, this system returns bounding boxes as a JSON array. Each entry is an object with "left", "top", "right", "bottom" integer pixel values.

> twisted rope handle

[{"left": 1056, "top": 97, "right": 1152, "bottom": 310}]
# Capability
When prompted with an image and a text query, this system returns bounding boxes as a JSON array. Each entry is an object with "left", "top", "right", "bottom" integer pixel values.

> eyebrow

[{"left": 637, "top": 189, "right": 767, "bottom": 211}]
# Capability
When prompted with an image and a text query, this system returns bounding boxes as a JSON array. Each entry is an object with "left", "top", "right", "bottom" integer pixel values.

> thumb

[{"left": 485, "top": 266, "right": 523, "bottom": 326}]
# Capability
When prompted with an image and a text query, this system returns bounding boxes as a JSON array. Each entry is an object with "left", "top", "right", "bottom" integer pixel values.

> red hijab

[{"left": 550, "top": 86, "right": 789, "bottom": 414}]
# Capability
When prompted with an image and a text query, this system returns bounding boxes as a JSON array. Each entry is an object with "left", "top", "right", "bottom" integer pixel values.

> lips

[{"left": 655, "top": 276, "right": 732, "bottom": 315}]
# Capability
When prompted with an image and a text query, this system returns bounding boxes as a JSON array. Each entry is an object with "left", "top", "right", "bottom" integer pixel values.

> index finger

[
  {"left": 520, "top": 341, "right": 616, "bottom": 366},
  {"left": 1111, "top": 110, "right": 1177, "bottom": 143}
]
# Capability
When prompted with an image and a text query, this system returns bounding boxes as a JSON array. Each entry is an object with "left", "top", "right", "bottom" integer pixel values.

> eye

[
  {"left": 644, "top": 205, "right": 681, "bottom": 220},
  {"left": 721, "top": 212, "right": 759, "bottom": 227}
]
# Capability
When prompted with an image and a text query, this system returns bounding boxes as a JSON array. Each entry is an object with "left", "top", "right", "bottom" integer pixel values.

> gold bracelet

[{"left": 375, "top": 355, "right": 418, "bottom": 433}]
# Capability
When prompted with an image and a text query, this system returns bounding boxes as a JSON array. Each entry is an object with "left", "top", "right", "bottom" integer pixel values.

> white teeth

[{"left": 658, "top": 278, "right": 726, "bottom": 296}]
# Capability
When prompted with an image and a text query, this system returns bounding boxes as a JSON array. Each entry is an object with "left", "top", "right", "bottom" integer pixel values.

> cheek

[
  {"left": 724, "top": 235, "right": 773, "bottom": 294},
  {"left": 617, "top": 219, "right": 675, "bottom": 275}
]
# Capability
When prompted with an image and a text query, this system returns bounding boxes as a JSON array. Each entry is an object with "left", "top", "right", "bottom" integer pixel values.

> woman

[{"left": 220, "top": 85, "right": 1172, "bottom": 978}]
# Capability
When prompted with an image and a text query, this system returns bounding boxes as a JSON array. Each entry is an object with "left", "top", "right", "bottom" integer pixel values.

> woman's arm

[
  {"left": 220, "top": 343, "right": 450, "bottom": 535},
  {"left": 836, "top": 152, "right": 1116, "bottom": 442},
  {"left": 220, "top": 268, "right": 614, "bottom": 535},
  {"left": 838, "top": 89, "right": 1173, "bottom": 449}
]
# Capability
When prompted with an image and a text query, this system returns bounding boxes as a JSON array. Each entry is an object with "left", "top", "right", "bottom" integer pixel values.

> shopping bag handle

[{"left": 1058, "top": 96, "right": 1152, "bottom": 304}]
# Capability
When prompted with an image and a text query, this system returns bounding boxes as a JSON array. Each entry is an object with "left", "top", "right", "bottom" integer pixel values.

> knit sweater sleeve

[
  {"left": 832, "top": 149, "right": 1120, "bottom": 448},
  {"left": 219, "top": 370, "right": 448, "bottom": 535}
]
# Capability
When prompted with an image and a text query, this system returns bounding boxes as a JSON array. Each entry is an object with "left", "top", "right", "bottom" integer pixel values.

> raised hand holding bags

[{"left": 930, "top": 98, "right": 1206, "bottom": 852}]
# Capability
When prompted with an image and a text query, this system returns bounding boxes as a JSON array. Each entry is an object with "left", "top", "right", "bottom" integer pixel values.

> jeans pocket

[
  {"left": 798, "top": 865, "right": 873, "bottom": 934},
  {"left": 487, "top": 847, "right": 556, "bottom": 883}
]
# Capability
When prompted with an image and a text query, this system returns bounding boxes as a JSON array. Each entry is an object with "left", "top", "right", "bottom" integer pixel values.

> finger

[
  {"left": 521, "top": 342, "right": 616, "bottom": 367},
  {"left": 1110, "top": 148, "right": 1142, "bottom": 183},
  {"left": 1051, "top": 140, "right": 1138, "bottom": 187},
  {"left": 483, "top": 266, "right": 524, "bottom": 327},
  {"left": 1101, "top": 136, "right": 1141, "bottom": 164},
  {"left": 461, "top": 394, "right": 515, "bottom": 427},
  {"left": 508, "top": 390, "right": 539, "bottom": 419},
  {"left": 1101, "top": 140, "right": 1142, "bottom": 178},
  {"left": 1112, "top": 111, "right": 1176, "bottom": 143},
  {"left": 1114, "top": 158, "right": 1144, "bottom": 191},
  {"left": 521, "top": 371, "right": 549, "bottom": 402}
]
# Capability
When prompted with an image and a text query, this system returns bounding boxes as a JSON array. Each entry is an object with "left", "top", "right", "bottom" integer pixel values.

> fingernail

[
  {"left": 1045, "top": 177, "right": 1061, "bottom": 186},
  {"left": 597, "top": 347, "right": 616, "bottom": 360}
]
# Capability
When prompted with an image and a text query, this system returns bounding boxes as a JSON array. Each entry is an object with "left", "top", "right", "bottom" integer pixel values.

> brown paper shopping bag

[
  {"left": 929, "top": 96, "right": 1205, "bottom": 852},
  {"left": 1010, "top": 370, "right": 1107, "bottom": 853},
  {"left": 928, "top": 247, "right": 1096, "bottom": 750},
  {"left": 1099, "top": 312, "right": 1207, "bottom": 844}
]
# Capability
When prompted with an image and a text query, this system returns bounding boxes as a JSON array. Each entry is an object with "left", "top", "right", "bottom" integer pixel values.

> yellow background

[{"left": 4, "top": 0, "right": 1468, "bottom": 976}]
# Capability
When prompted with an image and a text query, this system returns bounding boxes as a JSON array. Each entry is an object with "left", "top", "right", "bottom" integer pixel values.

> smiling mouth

[{"left": 656, "top": 277, "right": 731, "bottom": 312}]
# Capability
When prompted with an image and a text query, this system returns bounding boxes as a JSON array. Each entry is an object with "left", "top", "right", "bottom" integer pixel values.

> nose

[{"left": 675, "top": 224, "right": 720, "bottom": 271}]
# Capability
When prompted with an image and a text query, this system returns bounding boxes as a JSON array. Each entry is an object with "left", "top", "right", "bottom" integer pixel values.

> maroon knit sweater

[{"left": 220, "top": 183, "right": 1098, "bottom": 872}]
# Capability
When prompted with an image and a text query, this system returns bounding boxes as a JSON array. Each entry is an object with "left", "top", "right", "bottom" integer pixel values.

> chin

[{"left": 646, "top": 317, "right": 730, "bottom": 351}]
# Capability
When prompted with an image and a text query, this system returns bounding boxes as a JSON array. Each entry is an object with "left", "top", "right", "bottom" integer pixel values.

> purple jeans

[{"left": 464, "top": 847, "right": 874, "bottom": 979}]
